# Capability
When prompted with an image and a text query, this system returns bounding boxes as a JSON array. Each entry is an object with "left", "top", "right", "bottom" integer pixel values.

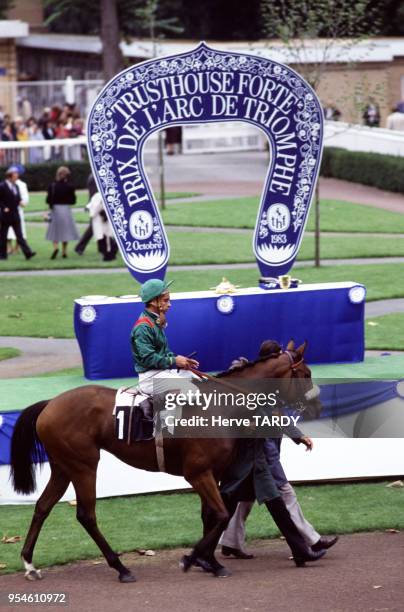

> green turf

[
  {"left": 310, "top": 353, "right": 404, "bottom": 379},
  {"left": 28, "top": 191, "right": 88, "bottom": 213},
  {"left": 0, "top": 347, "right": 21, "bottom": 361},
  {"left": 0, "top": 375, "right": 135, "bottom": 412},
  {"left": 0, "top": 482, "right": 403, "bottom": 574},
  {"left": 38, "top": 366, "right": 84, "bottom": 378},
  {"left": 27, "top": 191, "right": 199, "bottom": 214},
  {"left": 161, "top": 197, "right": 404, "bottom": 233},
  {"left": 365, "top": 313, "right": 404, "bottom": 350},
  {"left": 0, "top": 264, "right": 403, "bottom": 338},
  {"left": 2, "top": 223, "right": 404, "bottom": 272},
  {"left": 29, "top": 212, "right": 89, "bottom": 224},
  {"left": 27, "top": 194, "right": 404, "bottom": 234}
]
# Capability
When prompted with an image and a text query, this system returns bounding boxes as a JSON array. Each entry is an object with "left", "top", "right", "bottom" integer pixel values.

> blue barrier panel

[{"left": 74, "top": 282, "right": 365, "bottom": 380}]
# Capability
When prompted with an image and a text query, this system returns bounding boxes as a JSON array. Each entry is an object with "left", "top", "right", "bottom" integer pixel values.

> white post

[{"left": 64, "top": 76, "right": 75, "bottom": 105}]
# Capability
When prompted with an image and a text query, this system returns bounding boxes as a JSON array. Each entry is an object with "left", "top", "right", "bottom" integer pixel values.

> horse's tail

[{"left": 10, "top": 400, "right": 49, "bottom": 494}]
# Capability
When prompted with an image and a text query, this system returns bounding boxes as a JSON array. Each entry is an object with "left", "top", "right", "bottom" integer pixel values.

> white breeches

[{"left": 138, "top": 368, "right": 198, "bottom": 396}]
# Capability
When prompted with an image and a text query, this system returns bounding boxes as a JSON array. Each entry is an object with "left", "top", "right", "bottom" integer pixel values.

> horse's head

[{"left": 259, "top": 339, "right": 322, "bottom": 420}]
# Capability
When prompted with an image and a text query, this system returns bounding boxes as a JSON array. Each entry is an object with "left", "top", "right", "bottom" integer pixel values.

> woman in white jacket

[{"left": 86, "top": 192, "right": 118, "bottom": 261}]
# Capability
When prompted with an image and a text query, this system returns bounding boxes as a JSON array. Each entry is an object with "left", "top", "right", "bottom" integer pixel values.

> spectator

[
  {"left": 45, "top": 166, "right": 79, "bottom": 259},
  {"left": 386, "top": 107, "right": 404, "bottom": 132},
  {"left": 27, "top": 119, "right": 44, "bottom": 164},
  {"left": 87, "top": 192, "right": 118, "bottom": 261},
  {"left": 0, "top": 166, "right": 36, "bottom": 260},
  {"left": 165, "top": 126, "right": 182, "bottom": 155},
  {"left": 42, "top": 119, "right": 56, "bottom": 141},
  {"left": 396, "top": 99, "right": 404, "bottom": 113},
  {"left": 323, "top": 103, "right": 341, "bottom": 121},
  {"left": 75, "top": 173, "right": 97, "bottom": 256},
  {"left": 7, "top": 164, "right": 29, "bottom": 255},
  {"left": 363, "top": 99, "right": 380, "bottom": 127}
]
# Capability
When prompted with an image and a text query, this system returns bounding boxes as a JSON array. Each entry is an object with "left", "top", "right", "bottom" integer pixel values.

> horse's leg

[
  {"left": 21, "top": 464, "right": 70, "bottom": 581},
  {"left": 72, "top": 469, "right": 136, "bottom": 583},
  {"left": 182, "top": 470, "right": 232, "bottom": 577}
]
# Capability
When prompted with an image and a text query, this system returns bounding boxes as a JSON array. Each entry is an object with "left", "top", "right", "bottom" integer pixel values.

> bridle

[
  {"left": 279, "top": 350, "right": 320, "bottom": 414},
  {"left": 283, "top": 349, "right": 305, "bottom": 374}
]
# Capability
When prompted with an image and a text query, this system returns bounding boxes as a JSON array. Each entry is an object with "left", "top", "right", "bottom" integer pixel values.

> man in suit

[{"left": 0, "top": 166, "right": 36, "bottom": 260}]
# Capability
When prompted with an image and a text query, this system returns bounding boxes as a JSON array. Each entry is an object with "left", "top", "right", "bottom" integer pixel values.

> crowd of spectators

[{"left": 0, "top": 103, "right": 85, "bottom": 165}]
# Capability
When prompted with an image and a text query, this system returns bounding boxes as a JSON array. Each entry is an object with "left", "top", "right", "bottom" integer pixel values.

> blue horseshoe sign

[{"left": 87, "top": 43, "right": 324, "bottom": 282}]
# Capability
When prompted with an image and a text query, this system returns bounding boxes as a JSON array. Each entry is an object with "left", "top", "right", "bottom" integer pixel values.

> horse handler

[{"left": 131, "top": 278, "right": 199, "bottom": 395}]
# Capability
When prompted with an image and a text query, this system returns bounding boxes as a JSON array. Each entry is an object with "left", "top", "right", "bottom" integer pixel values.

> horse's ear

[
  {"left": 286, "top": 339, "right": 295, "bottom": 351},
  {"left": 296, "top": 340, "right": 308, "bottom": 356}
]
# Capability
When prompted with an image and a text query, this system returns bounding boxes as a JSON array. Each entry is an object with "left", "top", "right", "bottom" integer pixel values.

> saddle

[{"left": 113, "top": 388, "right": 169, "bottom": 472}]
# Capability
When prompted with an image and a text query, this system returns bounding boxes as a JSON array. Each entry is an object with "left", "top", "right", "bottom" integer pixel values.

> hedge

[
  {"left": 320, "top": 147, "right": 404, "bottom": 194},
  {"left": 1, "top": 147, "right": 404, "bottom": 193},
  {"left": 0, "top": 161, "right": 91, "bottom": 191}
]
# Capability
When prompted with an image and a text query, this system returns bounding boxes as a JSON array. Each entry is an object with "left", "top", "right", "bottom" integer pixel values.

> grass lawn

[
  {"left": 28, "top": 191, "right": 88, "bottom": 213},
  {"left": 366, "top": 313, "right": 404, "bottom": 350},
  {"left": 0, "top": 264, "right": 403, "bottom": 338},
  {"left": 27, "top": 196, "right": 404, "bottom": 233},
  {"left": 0, "top": 347, "right": 21, "bottom": 361},
  {"left": 2, "top": 224, "right": 404, "bottom": 272},
  {"left": 0, "top": 482, "right": 402, "bottom": 574},
  {"left": 161, "top": 197, "right": 404, "bottom": 233},
  {"left": 27, "top": 191, "right": 199, "bottom": 214}
]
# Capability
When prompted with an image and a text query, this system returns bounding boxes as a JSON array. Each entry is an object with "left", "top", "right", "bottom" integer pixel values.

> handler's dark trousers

[
  {"left": 0, "top": 212, "right": 35, "bottom": 259},
  {"left": 265, "top": 496, "right": 313, "bottom": 559},
  {"left": 75, "top": 222, "right": 93, "bottom": 255}
]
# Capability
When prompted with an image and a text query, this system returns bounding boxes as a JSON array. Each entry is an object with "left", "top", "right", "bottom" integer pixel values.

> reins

[
  {"left": 188, "top": 367, "right": 252, "bottom": 396},
  {"left": 188, "top": 350, "right": 304, "bottom": 396}
]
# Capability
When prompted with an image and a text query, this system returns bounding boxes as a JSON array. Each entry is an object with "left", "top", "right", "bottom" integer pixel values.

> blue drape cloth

[{"left": 74, "top": 284, "right": 365, "bottom": 380}]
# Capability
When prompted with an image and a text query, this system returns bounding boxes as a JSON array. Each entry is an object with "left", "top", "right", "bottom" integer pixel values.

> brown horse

[{"left": 10, "top": 340, "right": 321, "bottom": 582}]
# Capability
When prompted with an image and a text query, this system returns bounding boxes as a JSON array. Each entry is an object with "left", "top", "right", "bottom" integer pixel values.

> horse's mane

[{"left": 215, "top": 352, "right": 280, "bottom": 378}]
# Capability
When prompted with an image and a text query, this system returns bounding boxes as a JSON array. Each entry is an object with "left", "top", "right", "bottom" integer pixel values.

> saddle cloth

[{"left": 113, "top": 387, "right": 154, "bottom": 444}]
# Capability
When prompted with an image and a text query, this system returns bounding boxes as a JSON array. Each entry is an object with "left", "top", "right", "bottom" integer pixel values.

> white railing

[
  {"left": 1, "top": 121, "right": 403, "bottom": 166},
  {"left": 181, "top": 122, "right": 267, "bottom": 154},
  {"left": 0, "top": 135, "right": 88, "bottom": 165},
  {"left": 324, "top": 120, "right": 404, "bottom": 156}
]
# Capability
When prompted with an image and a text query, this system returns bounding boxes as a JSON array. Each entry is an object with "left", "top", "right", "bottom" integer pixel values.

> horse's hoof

[
  {"left": 119, "top": 572, "right": 136, "bottom": 583},
  {"left": 214, "top": 566, "right": 232, "bottom": 578},
  {"left": 25, "top": 569, "right": 42, "bottom": 581},
  {"left": 179, "top": 554, "right": 193, "bottom": 572}
]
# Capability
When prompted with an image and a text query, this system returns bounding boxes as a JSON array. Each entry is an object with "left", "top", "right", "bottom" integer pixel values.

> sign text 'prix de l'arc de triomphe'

[{"left": 87, "top": 43, "right": 324, "bottom": 282}]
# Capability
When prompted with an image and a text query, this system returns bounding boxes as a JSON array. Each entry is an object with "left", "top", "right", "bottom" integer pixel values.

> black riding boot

[{"left": 265, "top": 496, "right": 326, "bottom": 567}]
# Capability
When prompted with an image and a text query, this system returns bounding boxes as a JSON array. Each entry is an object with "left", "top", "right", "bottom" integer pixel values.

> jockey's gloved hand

[{"left": 175, "top": 355, "right": 199, "bottom": 369}]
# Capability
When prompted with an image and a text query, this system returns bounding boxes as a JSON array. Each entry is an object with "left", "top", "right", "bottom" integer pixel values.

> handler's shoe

[
  {"left": 221, "top": 546, "right": 254, "bottom": 559},
  {"left": 312, "top": 536, "right": 339, "bottom": 552},
  {"left": 294, "top": 548, "right": 326, "bottom": 567}
]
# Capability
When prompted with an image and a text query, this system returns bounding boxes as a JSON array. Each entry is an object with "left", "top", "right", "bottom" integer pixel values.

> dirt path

[{"left": 1, "top": 532, "right": 403, "bottom": 612}]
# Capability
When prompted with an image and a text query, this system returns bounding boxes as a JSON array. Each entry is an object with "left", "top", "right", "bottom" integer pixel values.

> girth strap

[{"left": 154, "top": 412, "right": 166, "bottom": 472}]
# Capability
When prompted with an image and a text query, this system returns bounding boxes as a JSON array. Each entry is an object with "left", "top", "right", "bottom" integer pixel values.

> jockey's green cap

[{"left": 140, "top": 278, "right": 173, "bottom": 303}]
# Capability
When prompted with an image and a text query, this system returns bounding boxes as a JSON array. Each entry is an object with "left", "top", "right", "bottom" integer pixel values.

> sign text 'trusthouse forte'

[{"left": 87, "top": 43, "right": 324, "bottom": 282}]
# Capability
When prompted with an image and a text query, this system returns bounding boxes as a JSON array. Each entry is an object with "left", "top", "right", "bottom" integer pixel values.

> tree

[
  {"left": 134, "top": 0, "right": 183, "bottom": 211},
  {"left": 44, "top": 0, "right": 184, "bottom": 80},
  {"left": 0, "top": 0, "right": 14, "bottom": 19},
  {"left": 100, "top": 0, "right": 124, "bottom": 80},
  {"left": 260, "top": 0, "right": 381, "bottom": 267}
]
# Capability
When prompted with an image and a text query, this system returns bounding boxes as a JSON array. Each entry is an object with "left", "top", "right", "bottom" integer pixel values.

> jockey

[{"left": 131, "top": 278, "right": 199, "bottom": 396}]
